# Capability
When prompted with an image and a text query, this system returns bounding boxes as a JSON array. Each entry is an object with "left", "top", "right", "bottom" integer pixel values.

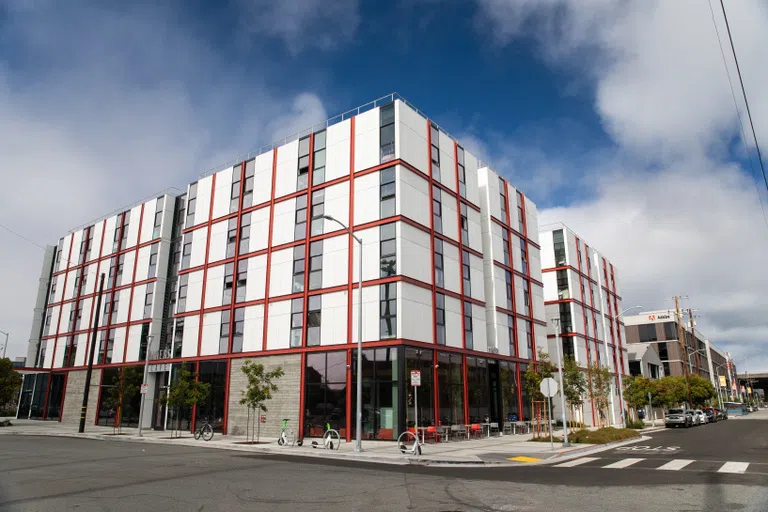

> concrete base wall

[
  {"left": 227, "top": 354, "right": 301, "bottom": 439},
  {"left": 60, "top": 369, "right": 101, "bottom": 426}
]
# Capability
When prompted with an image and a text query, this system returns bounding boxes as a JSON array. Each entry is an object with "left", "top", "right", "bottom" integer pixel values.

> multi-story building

[
  {"left": 17, "top": 94, "right": 549, "bottom": 440},
  {"left": 624, "top": 310, "right": 737, "bottom": 400},
  {"left": 539, "top": 222, "right": 628, "bottom": 426}
]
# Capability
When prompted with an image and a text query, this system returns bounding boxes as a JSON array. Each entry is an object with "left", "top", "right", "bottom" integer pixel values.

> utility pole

[
  {"left": 688, "top": 308, "right": 699, "bottom": 375},
  {"left": 674, "top": 296, "right": 693, "bottom": 408}
]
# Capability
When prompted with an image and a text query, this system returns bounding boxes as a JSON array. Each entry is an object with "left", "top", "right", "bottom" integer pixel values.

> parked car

[
  {"left": 718, "top": 409, "right": 728, "bottom": 420},
  {"left": 694, "top": 410, "right": 708, "bottom": 424},
  {"left": 665, "top": 408, "right": 693, "bottom": 428},
  {"left": 688, "top": 410, "right": 702, "bottom": 425},
  {"left": 703, "top": 408, "right": 717, "bottom": 423}
]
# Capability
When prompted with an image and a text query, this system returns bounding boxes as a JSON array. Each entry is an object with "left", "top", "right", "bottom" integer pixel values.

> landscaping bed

[{"left": 528, "top": 427, "right": 640, "bottom": 444}]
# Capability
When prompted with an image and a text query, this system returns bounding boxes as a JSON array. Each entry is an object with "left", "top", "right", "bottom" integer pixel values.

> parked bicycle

[
  {"left": 397, "top": 430, "right": 422, "bottom": 455},
  {"left": 278, "top": 418, "right": 297, "bottom": 447},
  {"left": 194, "top": 419, "right": 214, "bottom": 442}
]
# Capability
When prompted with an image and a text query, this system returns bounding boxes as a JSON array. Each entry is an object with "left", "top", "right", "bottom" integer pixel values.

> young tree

[
  {"left": 158, "top": 365, "right": 210, "bottom": 438},
  {"left": 0, "top": 358, "right": 23, "bottom": 413},
  {"left": 522, "top": 350, "right": 555, "bottom": 437},
  {"left": 688, "top": 374, "right": 716, "bottom": 407},
  {"left": 562, "top": 355, "right": 587, "bottom": 432},
  {"left": 653, "top": 376, "right": 687, "bottom": 418},
  {"left": 586, "top": 362, "right": 612, "bottom": 428},
  {"left": 239, "top": 361, "right": 284, "bottom": 443},
  {"left": 104, "top": 366, "right": 143, "bottom": 434},
  {"left": 623, "top": 376, "right": 652, "bottom": 422}
]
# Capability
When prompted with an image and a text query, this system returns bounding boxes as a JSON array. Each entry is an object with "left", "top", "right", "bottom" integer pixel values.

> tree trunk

[
  {"left": 256, "top": 403, "right": 261, "bottom": 444},
  {"left": 246, "top": 406, "right": 250, "bottom": 443}
]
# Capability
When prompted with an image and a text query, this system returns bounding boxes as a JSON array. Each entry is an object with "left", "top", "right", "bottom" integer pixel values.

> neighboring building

[
  {"left": 624, "top": 310, "right": 737, "bottom": 399},
  {"left": 539, "top": 223, "right": 628, "bottom": 427},
  {"left": 627, "top": 344, "right": 663, "bottom": 379},
  {"left": 17, "top": 94, "right": 550, "bottom": 438},
  {"left": 12, "top": 357, "right": 27, "bottom": 368}
]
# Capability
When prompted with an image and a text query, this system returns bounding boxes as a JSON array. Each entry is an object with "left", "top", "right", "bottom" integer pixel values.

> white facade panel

[
  {"left": 103, "top": 216, "right": 117, "bottom": 256},
  {"left": 253, "top": 151, "right": 274, "bottom": 206},
  {"left": 438, "top": 134, "right": 456, "bottom": 193},
  {"left": 354, "top": 108, "right": 379, "bottom": 172},
  {"left": 268, "top": 247, "right": 293, "bottom": 298},
  {"left": 204, "top": 264, "right": 225, "bottom": 309},
  {"left": 74, "top": 333, "right": 88, "bottom": 366},
  {"left": 124, "top": 326, "right": 142, "bottom": 362},
  {"left": 575, "top": 337, "right": 588, "bottom": 365},
  {"left": 121, "top": 251, "right": 135, "bottom": 287},
  {"left": 208, "top": 220, "right": 228, "bottom": 264},
  {"left": 126, "top": 205, "right": 141, "bottom": 249},
  {"left": 445, "top": 295, "right": 462, "bottom": 348},
  {"left": 441, "top": 198, "right": 459, "bottom": 243},
  {"left": 139, "top": 198, "right": 156, "bottom": 244},
  {"left": 271, "top": 198, "right": 297, "bottom": 248},
  {"left": 352, "top": 226, "right": 381, "bottom": 283},
  {"left": 472, "top": 303, "right": 488, "bottom": 353},
  {"left": 90, "top": 222, "right": 104, "bottom": 263},
  {"left": 495, "top": 312, "right": 512, "bottom": 356},
  {"left": 399, "top": 223, "right": 431, "bottom": 285},
  {"left": 322, "top": 181, "right": 350, "bottom": 235},
  {"left": 190, "top": 227, "right": 208, "bottom": 269},
  {"left": 322, "top": 234, "right": 348, "bottom": 289},
  {"left": 52, "top": 338, "right": 65, "bottom": 368},
  {"left": 116, "top": 288, "right": 130, "bottom": 325},
  {"left": 325, "top": 119, "right": 351, "bottom": 182},
  {"left": 266, "top": 299, "right": 291, "bottom": 350},
  {"left": 463, "top": 148, "right": 481, "bottom": 207},
  {"left": 469, "top": 254, "right": 485, "bottom": 302},
  {"left": 516, "top": 318, "right": 530, "bottom": 360},
  {"left": 399, "top": 283, "right": 432, "bottom": 344},
  {"left": 539, "top": 230, "right": 555, "bottom": 270},
  {"left": 242, "top": 304, "right": 264, "bottom": 352},
  {"left": 396, "top": 100, "right": 428, "bottom": 174},
  {"left": 131, "top": 284, "right": 146, "bottom": 321},
  {"left": 399, "top": 167, "right": 430, "bottom": 227},
  {"left": 275, "top": 139, "right": 299, "bottom": 199},
  {"left": 250, "top": 206, "right": 270, "bottom": 253},
  {"left": 542, "top": 272, "right": 558, "bottom": 301},
  {"left": 467, "top": 208, "right": 483, "bottom": 254},
  {"left": 200, "top": 311, "right": 221, "bottom": 356},
  {"left": 443, "top": 242, "right": 461, "bottom": 294},
  {"left": 212, "top": 166, "right": 233, "bottom": 220},
  {"left": 43, "top": 339, "right": 54, "bottom": 368},
  {"left": 80, "top": 298, "right": 93, "bottom": 331},
  {"left": 320, "top": 290, "right": 347, "bottom": 346},
  {"left": 524, "top": 197, "right": 539, "bottom": 245},
  {"left": 351, "top": 285, "right": 380, "bottom": 343},
  {"left": 135, "top": 245, "right": 151, "bottom": 281},
  {"left": 194, "top": 175, "right": 213, "bottom": 226},
  {"left": 245, "top": 254, "right": 267, "bottom": 302},
  {"left": 181, "top": 315, "right": 200, "bottom": 358},
  {"left": 353, "top": 172, "right": 379, "bottom": 226},
  {"left": 185, "top": 270, "right": 204, "bottom": 313},
  {"left": 111, "top": 327, "right": 126, "bottom": 364},
  {"left": 531, "top": 283, "right": 545, "bottom": 322}
]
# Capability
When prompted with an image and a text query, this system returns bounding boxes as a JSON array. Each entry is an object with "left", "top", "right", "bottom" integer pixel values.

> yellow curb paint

[{"left": 507, "top": 456, "right": 541, "bottom": 463}]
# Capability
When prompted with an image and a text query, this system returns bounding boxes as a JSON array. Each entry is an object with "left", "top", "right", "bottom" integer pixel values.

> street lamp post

[
  {"left": 612, "top": 305, "right": 643, "bottom": 427},
  {"left": 0, "top": 330, "right": 8, "bottom": 359},
  {"left": 320, "top": 214, "right": 364, "bottom": 452},
  {"left": 137, "top": 335, "right": 154, "bottom": 437},
  {"left": 550, "top": 317, "right": 569, "bottom": 447}
]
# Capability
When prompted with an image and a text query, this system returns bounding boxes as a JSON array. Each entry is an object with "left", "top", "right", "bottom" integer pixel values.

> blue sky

[{"left": 1, "top": 0, "right": 767, "bottom": 371}]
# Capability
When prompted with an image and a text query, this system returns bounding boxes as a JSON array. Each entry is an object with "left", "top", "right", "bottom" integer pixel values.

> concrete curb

[{"left": 538, "top": 435, "right": 650, "bottom": 464}]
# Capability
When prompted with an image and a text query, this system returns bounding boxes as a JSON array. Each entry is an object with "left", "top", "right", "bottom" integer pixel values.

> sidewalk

[{"left": 0, "top": 419, "right": 646, "bottom": 466}]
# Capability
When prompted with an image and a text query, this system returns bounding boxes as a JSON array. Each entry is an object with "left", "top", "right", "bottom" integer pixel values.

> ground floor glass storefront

[{"left": 16, "top": 373, "right": 65, "bottom": 421}]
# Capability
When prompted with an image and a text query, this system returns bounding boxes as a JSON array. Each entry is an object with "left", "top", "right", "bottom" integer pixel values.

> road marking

[
  {"left": 508, "top": 456, "right": 540, "bottom": 463},
  {"left": 657, "top": 459, "right": 695, "bottom": 471},
  {"left": 554, "top": 457, "right": 600, "bottom": 468},
  {"left": 717, "top": 462, "right": 750, "bottom": 474},
  {"left": 602, "top": 458, "right": 644, "bottom": 469}
]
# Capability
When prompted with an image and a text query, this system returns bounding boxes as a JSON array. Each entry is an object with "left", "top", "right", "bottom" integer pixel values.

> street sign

[
  {"left": 539, "top": 377, "right": 558, "bottom": 397},
  {"left": 260, "top": 415, "right": 266, "bottom": 424},
  {"left": 410, "top": 370, "right": 421, "bottom": 386},
  {"left": 719, "top": 375, "right": 727, "bottom": 387},
  {"left": 140, "top": 384, "right": 149, "bottom": 395}
]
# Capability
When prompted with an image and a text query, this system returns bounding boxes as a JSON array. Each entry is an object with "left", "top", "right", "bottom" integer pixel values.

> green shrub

[
  {"left": 569, "top": 427, "right": 640, "bottom": 444},
  {"left": 625, "top": 418, "right": 645, "bottom": 429}
]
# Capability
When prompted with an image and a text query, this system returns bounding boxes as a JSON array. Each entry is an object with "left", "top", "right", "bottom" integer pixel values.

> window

[
  {"left": 50, "top": 280, "right": 57, "bottom": 299},
  {"left": 307, "top": 295, "right": 321, "bottom": 346},
  {"left": 432, "top": 185, "right": 442, "bottom": 233},
  {"left": 380, "top": 167, "right": 395, "bottom": 218},
  {"left": 639, "top": 323, "right": 658, "bottom": 343},
  {"left": 292, "top": 245, "right": 305, "bottom": 293},
  {"left": 290, "top": 298, "right": 304, "bottom": 347},
  {"left": 663, "top": 322, "right": 677, "bottom": 340},
  {"left": 380, "top": 223, "right": 396, "bottom": 277},
  {"left": 230, "top": 163, "right": 242, "bottom": 213},
  {"left": 559, "top": 303, "right": 572, "bottom": 333},
  {"left": 112, "top": 221, "right": 121, "bottom": 253},
  {"left": 43, "top": 309, "right": 52, "bottom": 336},
  {"left": 435, "top": 293, "right": 446, "bottom": 345},
  {"left": 460, "top": 203, "right": 469, "bottom": 245},
  {"left": 224, "top": 218, "right": 237, "bottom": 259},
  {"left": 430, "top": 123, "right": 440, "bottom": 179},
  {"left": 232, "top": 308, "right": 244, "bottom": 353},
  {"left": 505, "top": 270, "right": 513, "bottom": 310},
  {"left": 110, "top": 293, "right": 119, "bottom": 324},
  {"left": 313, "top": 130, "right": 326, "bottom": 186},
  {"left": 502, "top": 229, "right": 510, "bottom": 266},
  {"left": 175, "top": 194, "right": 186, "bottom": 237},
  {"left": 181, "top": 235, "right": 192, "bottom": 269},
  {"left": 73, "top": 269, "right": 82, "bottom": 293},
  {"left": 434, "top": 239, "right": 444, "bottom": 288},
  {"left": 457, "top": 146, "right": 466, "bottom": 198},
  {"left": 85, "top": 227, "right": 94, "bottom": 261},
  {"left": 78, "top": 236, "right": 87, "bottom": 264},
  {"left": 143, "top": 282, "right": 154, "bottom": 318},
  {"left": 516, "top": 191, "right": 524, "bottom": 233},
  {"left": 464, "top": 302, "right": 473, "bottom": 349},
  {"left": 105, "top": 329, "right": 115, "bottom": 364},
  {"left": 243, "top": 159, "right": 255, "bottom": 209},
  {"left": 563, "top": 337, "right": 575, "bottom": 359},
  {"left": 219, "top": 309, "right": 230, "bottom": 354},
  {"left": 72, "top": 307, "right": 82, "bottom": 331},
  {"left": 308, "top": 241, "right": 323, "bottom": 290},
  {"left": 525, "top": 321, "right": 533, "bottom": 356},
  {"left": 186, "top": 182, "right": 198, "bottom": 227},
  {"left": 116, "top": 254, "right": 125, "bottom": 286},
  {"left": 380, "top": 102, "right": 395, "bottom": 163},
  {"left": 462, "top": 250, "right": 471, "bottom": 296},
  {"left": 64, "top": 336, "right": 76, "bottom": 367},
  {"left": 520, "top": 238, "right": 528, "bottom": 273},
  {"left": 139, "top": 323, "right": 150, "bottom": 361},
  {"left": 297, "top": 136, "right": 310, "bottom": 190},
  {"left": 236, "top": 260, "right": 247, "bottom": 303},
  {"left": 97, "top": 330, "right": 107, "bottom": 364},
  {"left": 380, "top": 283, "right": 397, "bottom": 338},
  {"left": 55, "top": 240, "right": 63, "bottom": 271},
  {"left": 508, "top": 314, "right": 516, "bottom": 356},
  {"left": 523, "top": 287, "right": 530, "bottom": 316},
  {"left": 310, "top": 190, "right": 324, "bottom": 235},
  {"left": 147, "top": 243, "right": 159, "bottom": 278},
  {"left": 172, "top": 319, "right": 184, "bottom": 357},
  {"left": 102, "top": 292, "right": 112, "bottom": 325},
  {"left": 222, "top": 263, "right": 234, "bottom": 305},
  {"left": 556, "top": 270, "right": 569, "bottom": 299},
  {"left": 177, "top": 274, "right": 188, "bottom": 313},
  {"left": 553, "top": 230, "right": 566, "bottom": 265},
  {"left": 295, "top": 194, "right": 307, "bottom": 240},
  {"left": 153, "top": 197, "right": 164, "bottom": 239},
  {"left": 238, "top": 213, "right": 251, "bottom": 255},
  {"left": 499, "top": 176, "right": 507, "bottom": 218}
]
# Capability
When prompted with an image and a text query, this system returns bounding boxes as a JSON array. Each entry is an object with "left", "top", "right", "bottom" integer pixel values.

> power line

[
  {"left": 0, "top": 223, "right": 48, "bottom": 251},
  {"left": 707, "top": 0, "right": 768, "bottom": 230},
  {"left": 718, "top": 0, "right": 768, "bottom": 193}
]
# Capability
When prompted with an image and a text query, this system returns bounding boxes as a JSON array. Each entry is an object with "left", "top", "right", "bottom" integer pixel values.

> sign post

[
  {"left": 411, "top": 370, "right": 421, "bottom": 443},
  {"left": 540, "top": 377, "right": 558, "bottom": 451},
  {"left": 647, "top": 391, "right": 653, "bottom": 426}
]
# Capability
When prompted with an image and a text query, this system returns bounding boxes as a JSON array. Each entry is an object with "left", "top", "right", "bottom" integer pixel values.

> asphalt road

[{"left": 1, "top": 416, "right": 767, "bottom": 512}]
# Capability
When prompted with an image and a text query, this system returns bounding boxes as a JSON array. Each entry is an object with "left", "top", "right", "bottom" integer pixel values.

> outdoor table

[
  {"left": 436, "top": 425, "right": 451, "bottom": 442},
  {"left": 481, "top": 422, "right": 492, "bottom": 438}
]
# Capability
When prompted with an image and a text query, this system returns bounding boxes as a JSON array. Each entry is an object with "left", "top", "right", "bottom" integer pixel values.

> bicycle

[
  {"left": 397, "top": 430, "right": 422, "bottom": 456},
  {"left": 277, "top": 418, "right": 296, "bottom": 447},
  {"left": 194, "top": 420, "right": 214, "bottom": 442}
]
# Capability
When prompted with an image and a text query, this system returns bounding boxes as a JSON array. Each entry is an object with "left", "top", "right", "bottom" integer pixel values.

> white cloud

[
  {"left": 476, "top": 0, "right": 768, "bottom": 367},
  {"left": 234, "top": 0, "right": 360, "bottom": 55},
  {"left": 0, "top": 2, "right": 327, "bottom": 360}
]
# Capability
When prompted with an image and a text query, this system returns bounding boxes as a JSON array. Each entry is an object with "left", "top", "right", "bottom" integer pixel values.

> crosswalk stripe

[
  {"left": 554, "top": 457, "right": 600, "bottom": 468},
  {"left": 717, "top": 462, "right": 750, "bottom": 474},
  {"left": 602, "top": 458, "right": 644, "bottom": 469},
  {"left": 657, "top": 459, "right": 696, "bottom": 471}
]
